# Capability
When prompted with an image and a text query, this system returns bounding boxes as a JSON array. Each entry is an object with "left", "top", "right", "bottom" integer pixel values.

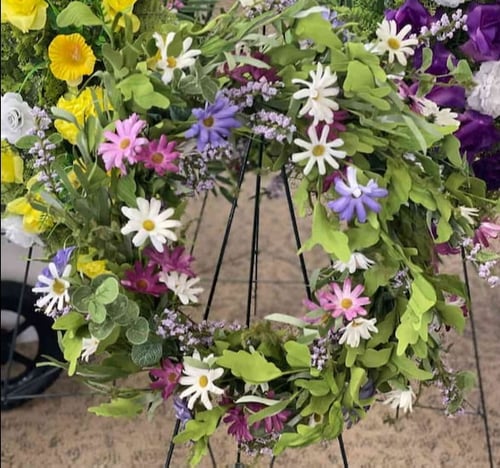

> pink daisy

[
  {"left": 98, "top": 113, "right": 148, "bottom": 174},
  {"left": 149, "top": 358, "right": 183, "bottom": 400},
  {"left": 121, "top": 261, "right": 168, "bottom": 296},
  {"left": 474, "top": 220, "right": 500, "bottom": 248},
  {"left": 223, "top": 406, "right": 253, "bottom": 442},
  {"left": 144, "top": 245, "right": 195, "bottom": 277},
  {"left": 137, "top": 134, "right": 180, "bottom": 176},
  {"left": 248, "top": 401, "right": 291, "bottom": 433},
  {"left": 328, "top": 278, "right": 370, "bottom": 321}
]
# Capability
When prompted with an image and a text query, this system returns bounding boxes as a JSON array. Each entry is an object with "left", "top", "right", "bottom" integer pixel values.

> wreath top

[{"left": 1, "top": 0, "right": 499, "bottom": 465}]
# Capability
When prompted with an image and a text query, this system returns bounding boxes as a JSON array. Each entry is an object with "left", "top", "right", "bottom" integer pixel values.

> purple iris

[
  {"left": 454, "top": 110, "right": 500, "bottom": 161},
  {"left": 327, "top": 167, "right": 388, "bottom": 223},
  {"left": 35, "top": 246, "right": 75, "bottom": 287},
  {"left": 460, "top": 3, "right": 500, "bottom": 62},
  {"left": 185, "top": 95, "right": 241, "bottom": 151},
  {"left": 385, "top": 0, "right": 432, "bottom": 34},
  {"left": 472, "top": 153, "right": 500, "bottom": 191},
  {"left": 425, "top": 85, "right": 466, "bottom": 110}
]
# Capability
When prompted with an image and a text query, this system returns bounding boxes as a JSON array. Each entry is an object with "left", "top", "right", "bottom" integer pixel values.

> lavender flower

[
  {"left": 311, "top": 336, "right": 329, "bottom": 371},
  {"left": 185, "top": 95, "right": 240, "bottom": 151},
  {"left": 250, "top": 110, "right": 296, "bottom": 142},
  {"left": 222, "top": 80, "right": 283, "bottom": 110},
  {"left": 327, "top": 167, "right": 388, "bottom": 223},
  {"left": 173, "top": 396, "right": 192, "bottom": 428}
]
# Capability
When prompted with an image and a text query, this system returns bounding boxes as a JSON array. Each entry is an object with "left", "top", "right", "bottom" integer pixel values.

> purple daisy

[
  {"left": 121, "top": 261, "right": 168, "bottom": 296},
  {"left": 144, "top": 245, "right": 195, "bottom": 277},
  {"left": 327, "top": 167, "right": 388, "bottom": 223},
  {"left": 149, "top": 358, "right": 183, "bottom": 400},
  {"left": 223, "top": 406, "right": 253, "bottom": 442},
  {"left": 35, "top": 246, "right": 75, "bottom": 288},
  {"left": 137, "top": 134, "right": 180, "bottom": 176},
  {"left": 249, "top": 401, "right": 291, "bottom": 434},
  {"left": 185, "top": 95, "right": 241, "bottom": 151}
]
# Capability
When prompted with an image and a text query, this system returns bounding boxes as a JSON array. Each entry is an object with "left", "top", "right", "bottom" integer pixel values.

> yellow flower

[
  {"left": 54, "top": 87, "right": 110, "bottom": 144},
  {"left": 1, "top": 144, "right": 24, "bottom": 183},
  {"left": 102, "top": 0, "right": 140, "bottom": 32},
  {"left": 77, "top": 251, "right": 109, "bottom": 279},
  {"left": 48, "top": 34, "right": 96, "bottom": 87},
  {"left": 1, "top": 0, "right": 48, "bottom": 33},
  {"left": 6, "top": 195, "right": 53, "bottom": 234}
]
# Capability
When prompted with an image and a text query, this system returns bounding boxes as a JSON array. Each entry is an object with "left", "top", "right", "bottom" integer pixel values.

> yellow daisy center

[
  {"left": 198, "top": 375, "right": 209, "bottom": 388},
  {"left": 152, "top": 152, "right": 164, "bottom": 164},
  {"left": 312, "top": 145, "right": 325, "bottom": 157},
  {"left": 120, "top": 138, "right": 131, "bottom": 150},
  {"left": 203, "top": 116, "right": 214, "bottom": 128},
  {"left": 341, "top": 298, "right": 353, "bottom": 309},
  {"left": 387, "top": 37, "right": 401, "bottom": 50},
  {"left": 52, "top": 278, "right": 66, "bottom": 295},
  {"left": 142, "top": 220, "right": 156, "bottom": 231},
  {"left": 167, "top": 56, "right": 177, "bottom": 68}
]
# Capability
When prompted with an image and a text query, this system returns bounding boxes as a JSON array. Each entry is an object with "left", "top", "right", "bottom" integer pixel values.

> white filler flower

[
  {"left": 160, "top": 272, "right": 204, "bottom": 305},
  {"left": 467, "top": 61, "right": 500, "bottom": 118},
  {"left": 121, "top": 197, "right": 181, "bottom": 253},
  {"left": 153, "top": 32, "right": 201, "bottom": 85},
  {"left": 383, "top": 386, "right": 416, "bottom": 414},
  {"left": 179, "top": 352, "right": 225, "bottom": 410},
  {"left": 292, "top": 63, "right": 340, "bottom": 125},
  {"left": 292, "top": 124, "right": 346, "bottom": 175},
  {"left": 81, "top": 337, "right": 100, "bottom": 362},
  {"left": 419, "top": 98, "right": 460, "bottom": 127},
  {"left": 332, "top": 252, "right": 375, "bottom": 274},
  {"left": 338, "top": 317, "right": 378, "bottom": 347},
  {"left": 375, "top": 19, "right": 418, "bottom": 66},
  {"left": 33, "top": 262, "right": 72, "bottom": 317},
  {"left": 1, "top": 92, "right": 35, "bottom": 144}
]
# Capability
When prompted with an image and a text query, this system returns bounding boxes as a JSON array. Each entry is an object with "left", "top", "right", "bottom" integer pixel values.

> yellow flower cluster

[
  {"left": 1, "top": 144, "right": 24, "bottom": 184},
  {"left": 1, "top": 0, "right": 48, "bottom": 33}
]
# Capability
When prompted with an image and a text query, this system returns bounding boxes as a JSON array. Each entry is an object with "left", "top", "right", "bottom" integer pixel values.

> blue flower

[
  {"left": 35, "top": 246, "right": 75, "bottom": 287},
  {"left": 185, "top": 95, "right": 240, "bottom": 151},
  {"left": 173, "top": 396, "right": 192, "bottom": 428},
  {"left": 327, "top": 167, "right": 388, "bottom": 223}
]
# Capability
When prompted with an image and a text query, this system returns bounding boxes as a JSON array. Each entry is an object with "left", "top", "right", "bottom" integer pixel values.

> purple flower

[
  {"left": 185, "top": 95, "right": 241, "bottom": 151},
  {"left": 149, "top": 359, "right": 183, "bottom": 400},
  {"left": 471, "top": 153, "right": 500, "bottom": 191},
  {"left": 223, "top": 406, "right": 253, "bottom": 442},
  {"left": 454, "top": 110, "right": 500, "bottom": 161},
  {"left": 224, "top": 51, "right": 280, "bottom": 84},
  {"left": 248, "top": 401, "right": 291, "bottom": 433},
  {"left": 145, "top": 245, "right": 195, "bottom": 277},
  {"left": 413, "top": 43, "right": 456, "bottom": 76},
  {"left": 35, "top": 246, "right": 75, "bottom": 287},
  {"left": 121, "top": 261, "right": 168, "bottom": 296},
  {"left": 327, "top": 167, "right": 388, "bottom": 223},
  {"left": 460, "top": 3, "right": 500, "bottom": 62},
  {"left": 173, "top": 396, "right": 192, "bottom": 427},
  {"left": 385, "top": 0, "right": 432, "bottom": 35},
  {"left": 425, "top": 85, "right": 466, "bottom": 110}
]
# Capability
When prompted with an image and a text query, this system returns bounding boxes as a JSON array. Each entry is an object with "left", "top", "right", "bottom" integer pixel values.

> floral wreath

[{"left": 1, "top": 0, "right": 499, "bottom": 465}]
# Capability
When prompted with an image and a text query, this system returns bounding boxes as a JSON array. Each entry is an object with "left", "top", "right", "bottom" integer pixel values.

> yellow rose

[
  {"left": 54, "top": 87, "right": 110, "bottom": 144},
  {"left": 102, "top": 0, "right": 140, "bottom": 32},
  {"left": 1, "top": 0, "right": 48, "bottom": 33},
  {"left": 1, "top": 144, "right": 24, "bottom": 183}
]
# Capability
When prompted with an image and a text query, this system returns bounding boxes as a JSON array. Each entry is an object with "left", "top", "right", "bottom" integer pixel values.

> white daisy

[
  {"left": 81, "top": 337, "right": 100, "bottom": 362},
  {"left": 292, "top": 125, "right": 346, "bottom": 176},
  {"left": 33, "top": 262, "right": 72, "bottom": 317},
  {"left": 332, "top": 252, "right": 375, "bottom": 274},
  {"left": 419, "top": 98, "right": 460, "bottom": 127},
  {"left": 382, "top": 386, "right": 415, "bottom": 414},
  {"left": 338, "top": 317, "right": 378, "bottom": 348},
  {"left": 292, "top": 63, "right": 340, "bottom": 125},
  {"left": 178, "top": 352, "right": 225, "bottom": 410},
  {"left": 121, "top": 197, "right": 182, "bottom": 253},
  {"left": 153, "top": 32, "right": 201, "bottom": 85},
  {"left": 459, "top": 206, "right": 480, "bottom": 225},
  {"left": 375, "top": 19, "right": 418, "bottom": 66},
  {"left": 159, "top": 271, "right": 204, "bottom": 305}
]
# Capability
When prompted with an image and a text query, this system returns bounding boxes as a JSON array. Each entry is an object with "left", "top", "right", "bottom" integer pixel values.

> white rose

[
  {"left": 433, "top": 0, "right": 466, "bottom": 6},
  {"left": 1, "top": 93, "right": 35, "bottom": 144},
  {"left": 467, "top": 61, "right": 500, "bottom": 118}
]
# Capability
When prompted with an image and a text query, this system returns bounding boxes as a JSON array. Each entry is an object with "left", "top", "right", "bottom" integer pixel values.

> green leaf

[
  {"left": 403, "top": 115, "right": 427, "bottom": 154},
  {"left": 14, "top": 135, "right": 39, "bottom": 150},
  {"left": 436, "top": 301, "right": 465, "bottom": 333},
  {"left": 88, "top": 301, "right": 107, "bottom": 324},
  {"left": 57, "top": 1, "right": 103, "bottom": 27},
  {"left": 131, "top": 342, "right": 163, "bottom": 367},
  {"left": 442, "top": 135, "right": 463, "bottom": 168},
  {"left": 174, "top": 407, "right": 225, "bottom": 443},
  {"left": 126, "top": 317, "right": 150, "bottom": 345},
  {"left": 247, "top": 398, "right": 292, "bottom": 425},
  {"left": 88, "top": 397, "right": 143, "bottom": 418},
  {"left": 300, "top": 204, "right": 351, "bottom": 262},
  {"left": 216, "top": 350, "right": 282, "bottom": 383},
  {"left": 301, "top": 393, "right": 336, "bottom": 417},
  {"left": 107, "top": 295, "right": 139, "bottom": 326},
  {"left": 295, "top": 379, "right": 330, "bottom": 397},
  {"left": 391, "top": 354, "right": 433, "bottom": 380},
  {"left": 343, "top": 61, "right": 374, "bottom": 94},
  {"left": 346, "top": 366, "right": 366, "bottom": 406},
  {"left": 94, "top": 277, "right": 119, "bottom": 304},
  {"left": 268, "top": 44, "right": 316, "bottom": 66},
  {"left": 419, "top": 47, "right": 433, "bottom": 72},
  {"left": 408, "top": 275, "right": 437, "bottom": 316},
  {"left": 117, "top": 173, "right": 137, "bottom": 207},
  {"left": 284, "top": 341, "right": 311, "bottom": 368},
  {"left": 71, "top": 286, "right": 93, "bottom": 312},
  {"left": 294, "top": 13, "right": 342, "bottom": 50},
  {"left": 61, "top": 332, "right": 82, "bottom": 376},
  {"left": 358, "top": 347, "right": 392, "bottom": 368},
  {"left": 265, "top": 313, "right": 309, "bottom": 328},
  {"left": 89, "top": 319, "right": 116, "bottom": 341},
  {"left": 52, "top": 312, "right": 86, "bottom": 331}
]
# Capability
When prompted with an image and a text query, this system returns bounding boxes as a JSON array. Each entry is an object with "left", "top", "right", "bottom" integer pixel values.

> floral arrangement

[{"left": 1, "top": 0, "right": 499, "bottom": 465}]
